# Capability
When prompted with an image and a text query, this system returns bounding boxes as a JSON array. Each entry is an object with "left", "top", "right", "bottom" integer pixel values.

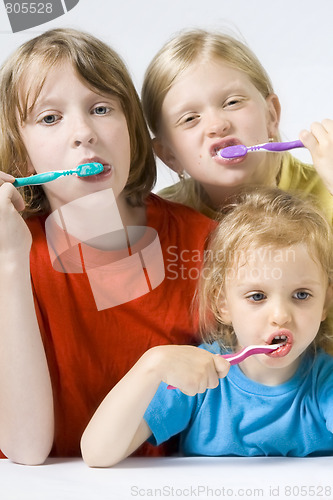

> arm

[
  {"left": 300, "top": 119, "right": 333, "bottom": 194},
  {"left": 0, "top": 179, "right": 54, "bottom": 465},
  {"left": 81, "top": 344, "right": 229, "bottom": 468}
]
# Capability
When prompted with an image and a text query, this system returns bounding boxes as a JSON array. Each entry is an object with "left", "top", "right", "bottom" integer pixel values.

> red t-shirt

[{"left": 0, "top": 194, "right": 215, "bottom": 458}]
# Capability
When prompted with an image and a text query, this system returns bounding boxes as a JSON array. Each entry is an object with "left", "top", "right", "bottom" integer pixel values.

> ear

[
  {"left": 217, "top": 289, "right": 232, "bottom": 325},
  {"left": 321, "top": 284, "right": 333, "bottom": 321},
  {"left": 265, "top": 93, "right": 281, "bottom": 139},
  {"left": 26, "top": 157, "right": 36, "bottom": 175},
  {"left": 152, "top": 138, "right": 179, "bottom": 173}
]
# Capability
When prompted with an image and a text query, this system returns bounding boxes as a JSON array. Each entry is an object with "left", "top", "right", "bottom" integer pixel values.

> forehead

[
  {"left": 162, "top": 59, "right": 262, "bottom": 114},
  {"left": 18, "top": 58, "right": 69, "bottom": 115},
  {"left": 228, "top": 244, "right": 325, "bottom": 284},
  {"left": 18, "top": 59, "right": 109, "bottom": 118}
]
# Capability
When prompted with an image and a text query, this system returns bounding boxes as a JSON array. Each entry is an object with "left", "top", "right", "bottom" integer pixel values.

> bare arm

[
  {"left": 81, "top": 344, "right": 229, "bottom": 468},
  {"left": 0, "top": 179, "right": 54, "bottom": 465}
]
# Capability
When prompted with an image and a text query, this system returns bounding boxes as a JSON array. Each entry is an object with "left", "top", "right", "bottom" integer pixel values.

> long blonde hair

[
  {"left": 199, "top": 187, "right": 333, "bottom": 353},
  {"left": 0, "top": 28, "right": 156, "bottom": 216}
]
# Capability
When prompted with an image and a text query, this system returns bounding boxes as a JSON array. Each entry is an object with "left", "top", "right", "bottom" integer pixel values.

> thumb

[{"left": 213, "top": 355, "right": 230, "bottom": 378}]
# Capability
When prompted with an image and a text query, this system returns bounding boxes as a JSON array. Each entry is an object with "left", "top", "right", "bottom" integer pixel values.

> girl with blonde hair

[
  {"left": 142, "top": 29, "right": 333, "bottom": 221},
  {"left": 81, "top": 187, "right": 333, "bottom": 466}
]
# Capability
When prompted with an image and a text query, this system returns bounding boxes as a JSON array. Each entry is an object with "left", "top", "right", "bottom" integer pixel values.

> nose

[
  {"left": 71, "top": 116, "right": 97, "bottom": 147},
  {"left": 269, "top": 298, "right": 291, "bottom": 328},
  {"left": 206, "top": 109, "right": 231, "bottom": 138}
]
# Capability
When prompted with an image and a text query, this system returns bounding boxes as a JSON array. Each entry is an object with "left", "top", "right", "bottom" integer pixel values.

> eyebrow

[
  {"left": 31, "top": 91, "right": 119, "bottom": 114},
  {"left": 166, "top": 81, "right": 247, "bottom": 120}
]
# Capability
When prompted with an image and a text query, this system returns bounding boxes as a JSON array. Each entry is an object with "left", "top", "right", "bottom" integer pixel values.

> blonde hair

[
  {"left": 199, "top": 187, "right": 333, "bottom": 353},
  {"left": 142, "top": 29, "right": 282, "bottom": 212},
  {"left": 0, "top": 28, "right": 156, "bottom": 215}
]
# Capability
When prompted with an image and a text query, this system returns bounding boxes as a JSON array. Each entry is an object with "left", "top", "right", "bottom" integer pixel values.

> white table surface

[{"left": 1, "top": 456, "right": 333, "bottom": 500}]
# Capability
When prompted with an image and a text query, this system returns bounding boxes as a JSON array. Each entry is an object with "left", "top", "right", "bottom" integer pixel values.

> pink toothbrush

[
  {"left": 167, "top": 343, "right": 283, "bottom": 390},
  {"left": 219, "top": 140, "right": 304, "bottom": 159}
]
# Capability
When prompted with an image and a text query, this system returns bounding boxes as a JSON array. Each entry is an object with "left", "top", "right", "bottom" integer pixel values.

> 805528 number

[
  {"left": 5, "top": 3, "right": 53, "bottom": 14},
  {"left": 285, "top": 485, "right": 332, "bottom": 496}
]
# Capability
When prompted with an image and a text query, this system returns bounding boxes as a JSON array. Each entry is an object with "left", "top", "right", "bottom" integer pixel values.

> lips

[
  {"left": 266, "top": 329, "right": 293, "bottom": 358},
  {"left": 210, "top": 137, "right": 242, "bottom": 158},
  {"left": 77, "top": 157, "right": 112, "bottom": 182},
  {"left": 210, "top": 137, "right": 246, "bottom": 165}
]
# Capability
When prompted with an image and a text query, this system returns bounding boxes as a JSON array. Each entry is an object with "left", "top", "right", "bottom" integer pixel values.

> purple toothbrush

[
  {"left": 167, "top": 343, "right": 283, "bottom": 389},
  {"left": 219, "top": 140, "right": 304, "bottom": 159}
]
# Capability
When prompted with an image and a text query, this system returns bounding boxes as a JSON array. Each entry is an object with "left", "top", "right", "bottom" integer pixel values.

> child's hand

[
  {"left": 147, "top": 345, "right": 230, "bottom": 396},
  {"left": 300, "top": 119, "right": 333, "bottom": 194},
  {"left": 0, "top": 173, "right": 32, "bottom": 257}
]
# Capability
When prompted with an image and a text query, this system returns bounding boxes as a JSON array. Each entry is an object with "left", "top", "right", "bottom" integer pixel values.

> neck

[
  {"left": 201, "top": 178, "right": 279, "bottom": 212},
  {"left": 200, "top": 183, "right": 248, "bottom": 211},
  {"left": 239, "top": 355, "right": 301, "bottom": 386},
  {"left": 49, "top": 189, "right": 147, "bottom": 252}
]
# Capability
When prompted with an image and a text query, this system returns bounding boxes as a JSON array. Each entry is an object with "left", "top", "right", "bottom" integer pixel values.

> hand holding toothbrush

[
  {"left": 0, "top": 171, "right": 32, "bottom": 256},
  {"left": 299, "top": 119, "right": 333, "bottom": 195},
  {"left": 219, "top": 118, "right": 333, "bottom": 195},
  {"left": 0, "top": 162, "right": 103, "bottom": 258},
  {"left": 81, "top": 344, "right": 230, "bottom": 466},
  {"left": 153, "top": 345, "right": 230, "bottom": 396}
]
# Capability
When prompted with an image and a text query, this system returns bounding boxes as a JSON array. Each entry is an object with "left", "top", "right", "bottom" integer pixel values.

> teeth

[{"left": 271, "top": 334, "right": 287, "bottom": 345}]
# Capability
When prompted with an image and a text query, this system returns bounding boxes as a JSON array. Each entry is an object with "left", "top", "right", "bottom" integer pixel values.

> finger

[
  {"left": 205, "top": 371, "right": 220, "bottom": 390},
  {"left": 0, "top": 172, "right": 16, "bottom": 185},
  {"left": 299, "top": 129, "right": 319, "bottom": 150},
  {"left": 213, "top": 355, "right": 230, "bottom": 378},
  {"left": 0, "top": 182, "right": 25, "bottom": 212},
  {"left": 321, "top": 118, "right": 333, "bottom": 133},
  {"left": 310, "top": 121, "right": 329, "bottom": 144}
]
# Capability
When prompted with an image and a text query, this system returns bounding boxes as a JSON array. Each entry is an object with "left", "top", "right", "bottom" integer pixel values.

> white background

[
  {"left": 0, "top": 0, "right": 332, "bottom": 191},
  {"left": 1, "top": 3, "right": 333, "bottom": 496}
]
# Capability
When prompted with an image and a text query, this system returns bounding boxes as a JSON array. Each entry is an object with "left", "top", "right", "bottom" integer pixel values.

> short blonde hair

[
  {"left": 199, "top": 187, "right": 333, "bottom": 353},
  {"left": 0, "top": 28, "right": 155, "bottom": 215}
]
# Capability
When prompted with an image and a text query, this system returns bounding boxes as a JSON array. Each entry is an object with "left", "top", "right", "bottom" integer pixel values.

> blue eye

[
  {"left": 294, "top": 291, "right": 310, "bottom": 300},
  {"left": 42, "top": 114, "right": 57, "bottom": 124},
  {"left": 93, "top": 106, "right": 108, "bottom": 115},
  {"left": 248, "top": 293, "right": 265, "bottom": 302}
]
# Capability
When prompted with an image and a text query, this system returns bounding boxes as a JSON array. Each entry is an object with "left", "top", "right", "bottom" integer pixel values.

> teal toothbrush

[{"left": 13, "top": 162, "right": 103, "bottom": 187}]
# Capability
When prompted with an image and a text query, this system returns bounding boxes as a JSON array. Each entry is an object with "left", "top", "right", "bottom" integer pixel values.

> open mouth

[
  {"left": 210, "top": 140, "right": 246, "bottom": 165},
  {"left": 266, "top": 330, "right": 292, "bottom": 357},
  {"left": 270, "top": 334, "right": 288, "bottom": 345},
  {"left": 210, "top": 138, "right": 240, "bottom": 158}
]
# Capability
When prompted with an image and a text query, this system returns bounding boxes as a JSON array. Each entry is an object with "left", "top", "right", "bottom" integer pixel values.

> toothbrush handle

[
  {"left": 260, "top": 140, "right": 304, "bottom": 153},
  {"left": 13, "top": 171, "right": 65, "bottom": 187}
]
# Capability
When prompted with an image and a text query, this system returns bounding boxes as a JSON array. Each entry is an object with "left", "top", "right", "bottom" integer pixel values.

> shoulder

[
  {"left": 198, "top": 342, "right": 222, "bottom": 355},
  {"left": 310, "top": 350, "right": 333, "bottom": 375},
  {"left": 301, "top": 350, "right": 333, "bottom": 392},
  {"left": 146, "top": 193, "right": 216, "bottom": 232},
  {"left": 158, "top": 180, "right": 217, "bottom": 219},
  {"left": 279, "top": 154, "right": 324, "bottom": 189},
  {"left": 279, "top": 154, "right": 333, "bottom": 221}
]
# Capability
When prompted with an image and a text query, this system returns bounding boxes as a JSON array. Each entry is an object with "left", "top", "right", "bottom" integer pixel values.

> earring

[
  {"left": 269, "top": 137, "right": 274, "bottom": 142},
  {"left": 178, "top": 170, "right": 185, "bottom": 181}
]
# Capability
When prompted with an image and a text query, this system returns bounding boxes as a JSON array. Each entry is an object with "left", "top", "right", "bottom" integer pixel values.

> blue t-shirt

[{"left": 144, "top": 344, "right": 333, "bottom": 457}]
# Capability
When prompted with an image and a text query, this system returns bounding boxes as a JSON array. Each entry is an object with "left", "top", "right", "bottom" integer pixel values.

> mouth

[
  {"left": 266, "top": 329, "right": 293, "bottom": 358},
  {"left": 77, "top": 157, "right": 112, "bottom": 182},
  {"left": 210, "top": 138, "right": 245, "bottom": 164}
]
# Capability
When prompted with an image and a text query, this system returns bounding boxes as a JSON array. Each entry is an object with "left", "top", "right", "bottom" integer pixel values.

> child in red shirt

[{"left": 0, "top": 28, "right": 214, "bottom": 464}]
